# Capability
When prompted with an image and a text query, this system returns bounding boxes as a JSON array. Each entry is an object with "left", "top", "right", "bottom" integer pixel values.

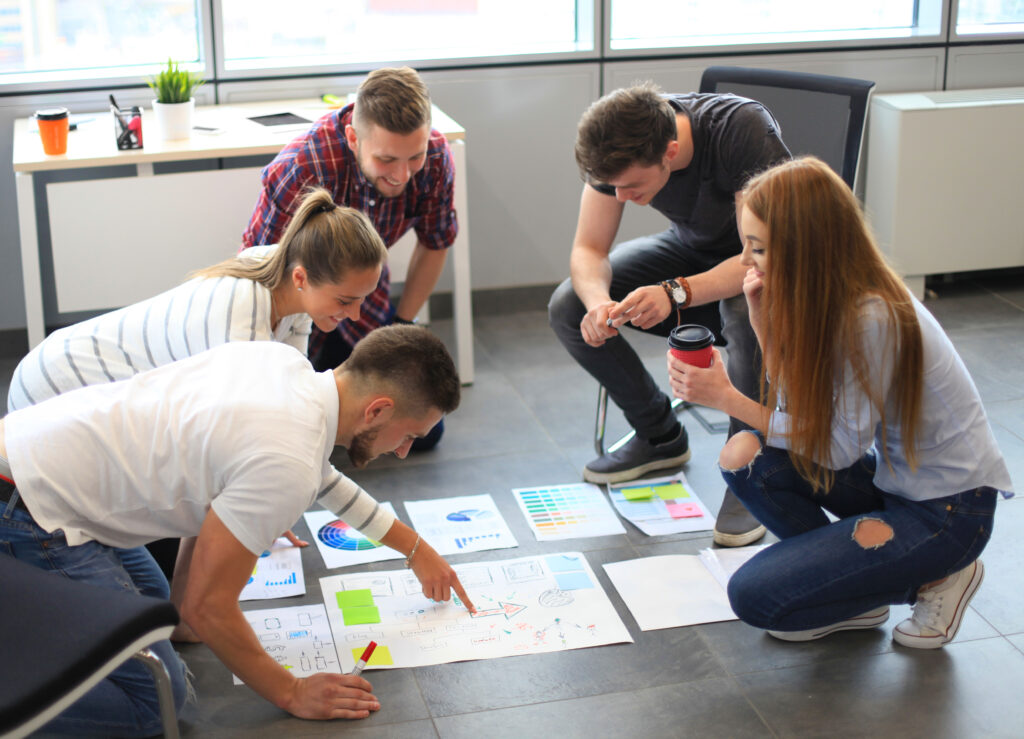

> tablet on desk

[{"left": 247, "top": 112, "right": 312, "bottom": 127}]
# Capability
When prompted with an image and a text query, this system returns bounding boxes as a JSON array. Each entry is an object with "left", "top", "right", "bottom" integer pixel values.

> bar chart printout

[{"left": 512, "top": 483, "right": 625, "bottom": 541}]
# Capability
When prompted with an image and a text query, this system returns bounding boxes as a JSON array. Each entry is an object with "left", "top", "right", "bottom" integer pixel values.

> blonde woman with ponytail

[
  {"left": 667, "top": 157, "right": 1012, "bottom": 649},
  {"left": 8, "top": 187, "right": 385, "bottom": 411}
]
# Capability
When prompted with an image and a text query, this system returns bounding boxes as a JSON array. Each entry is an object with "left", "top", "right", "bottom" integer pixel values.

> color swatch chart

[{"left": 512, "top": 483, "right": 625, "bottom": 541}]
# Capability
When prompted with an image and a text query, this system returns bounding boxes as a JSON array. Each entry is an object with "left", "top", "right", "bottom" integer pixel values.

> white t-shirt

[
  {"left": 4, "top": 342, "right": 394, "bottom": 554},
  {"left": 7, "top": 245, "right": 311, "bottom": 413}
]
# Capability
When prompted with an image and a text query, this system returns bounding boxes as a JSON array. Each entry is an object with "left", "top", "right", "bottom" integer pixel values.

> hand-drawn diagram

[
  {"left": 319, "top": 551, "right": 632, "bottom": 670},
  {"left": 232, "top": 604, "right": 339, "bottom": 685}
]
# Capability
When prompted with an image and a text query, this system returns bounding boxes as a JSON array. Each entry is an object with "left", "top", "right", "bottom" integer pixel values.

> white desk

[{"left": 12, "top": 99, "right": 474, "bottom": 384}]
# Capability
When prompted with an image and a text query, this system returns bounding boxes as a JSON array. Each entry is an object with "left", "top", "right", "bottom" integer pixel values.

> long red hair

[{"left": 743, "top": 157, "right": 922, "bottom": 491}]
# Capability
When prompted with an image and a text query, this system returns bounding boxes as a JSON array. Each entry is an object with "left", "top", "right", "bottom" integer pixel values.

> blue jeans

[
  {"left": 0, "top": 500, "right": 190, "bottom": 737},
  {"left": 721, "top": 435, "right": 997, "bottom": 631}
]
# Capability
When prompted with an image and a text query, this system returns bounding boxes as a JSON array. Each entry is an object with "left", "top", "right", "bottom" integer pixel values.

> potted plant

[{"left": 147, "top": 59, "right": 204, "bottom": 140}]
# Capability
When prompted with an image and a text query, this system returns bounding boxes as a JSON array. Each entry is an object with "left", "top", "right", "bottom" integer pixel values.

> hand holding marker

[{"left": 350, "top": 641, "right": 377, "bottom": 676}]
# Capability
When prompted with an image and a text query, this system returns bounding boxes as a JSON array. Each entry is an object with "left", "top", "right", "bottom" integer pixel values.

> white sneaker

[
  {"left": 893, "top": 559, "right": 984, "bottom": 649},
  {"left": 767, "top": 606, "right": 890, "bottom": 642}
]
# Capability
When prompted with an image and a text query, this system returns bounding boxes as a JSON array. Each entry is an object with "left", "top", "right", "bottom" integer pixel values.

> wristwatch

[{"left": 660, "top": 279, "right": 689, "bottom": 307}]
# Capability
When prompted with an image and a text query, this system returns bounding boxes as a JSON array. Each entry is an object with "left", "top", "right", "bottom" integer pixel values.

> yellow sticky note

[
  {"left": 350, "top": 644, "right": 393, "bottom": 666},
  {"left": 621, "top": 485, "right": 654, "bottom": 501},
  {"left": 653, "top": 483, "right": 688, "bottom": 500}
]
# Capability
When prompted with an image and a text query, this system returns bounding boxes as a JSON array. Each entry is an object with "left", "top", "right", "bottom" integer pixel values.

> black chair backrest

[
  {"left": 0, "top": 554, "right": 179, "bottom": 733},
  {"left": 699, "top": 66, "right": 875, "bottom": 189}
]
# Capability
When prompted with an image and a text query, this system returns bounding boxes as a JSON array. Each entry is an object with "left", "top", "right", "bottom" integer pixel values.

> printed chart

[
  {"left": 608, "top": 473, "right": 714, "bottom": 536},
  {"left": 304, "top": 504, "right": 404, "bottom": 569},
  {"left": 404, "top": 493, "right": 517, "bottom": 555},
  {"left": 233, "top": 604, "right": 339, "bottom": 685},
  {"left": 239, "top": 537, "right": 305, "bottom": 601},
  {"left": 319, "top": 551, "right": 632, "bottom": 670},
  {"left": 512, "top": 483, "right": 625, "bottom": 541}
]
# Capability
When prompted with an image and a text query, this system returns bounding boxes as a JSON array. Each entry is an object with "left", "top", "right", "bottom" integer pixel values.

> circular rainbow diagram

[{"left": 317, "top": 520, "right": 382, "bottom": 551}]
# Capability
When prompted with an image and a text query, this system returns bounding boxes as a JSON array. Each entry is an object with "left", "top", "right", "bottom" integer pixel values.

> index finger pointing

[{"left": 451, "top": 575, "right": 475, "bottom": 614}]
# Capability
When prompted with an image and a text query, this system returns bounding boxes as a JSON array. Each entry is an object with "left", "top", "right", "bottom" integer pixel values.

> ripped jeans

[{"left": 721, "top": 434, "right": 997, "bottom": 631}]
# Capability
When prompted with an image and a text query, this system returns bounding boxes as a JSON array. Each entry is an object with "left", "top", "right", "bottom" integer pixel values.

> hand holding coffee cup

[{"left": 667, "top": 324, "right": 714, "bottom": 368}]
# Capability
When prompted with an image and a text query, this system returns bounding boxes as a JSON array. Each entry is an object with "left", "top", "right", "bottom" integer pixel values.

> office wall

[{"left": 2, "top": 44, "right": 1024, "bottom": 335}]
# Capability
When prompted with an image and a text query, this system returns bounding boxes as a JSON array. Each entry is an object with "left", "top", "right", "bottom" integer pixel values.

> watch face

[{"left": 672, "top": 285, "right": 685, "bottom": 303}]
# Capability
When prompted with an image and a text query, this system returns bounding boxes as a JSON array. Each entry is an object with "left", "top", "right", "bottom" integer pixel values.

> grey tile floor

[{"left": 4, "top": 273, "right": 1024, "bottom": 738}]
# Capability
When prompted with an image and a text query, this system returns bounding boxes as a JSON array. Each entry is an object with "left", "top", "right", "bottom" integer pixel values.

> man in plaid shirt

[{"left": 242, "top": 66, "right": 457, "bottom": 449}]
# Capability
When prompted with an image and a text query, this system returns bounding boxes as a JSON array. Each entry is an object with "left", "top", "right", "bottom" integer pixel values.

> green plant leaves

[{"left": 146, "top": 58, "right": 205, "bottom": 104}]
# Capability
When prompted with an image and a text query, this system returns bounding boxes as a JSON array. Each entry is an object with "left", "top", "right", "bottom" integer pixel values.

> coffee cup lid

[
  {"left": 36, "top": 107, "right": 69, "bottom": 120},
  {"left": 668, "top": 324, "right": 714, "bottom": 350}
]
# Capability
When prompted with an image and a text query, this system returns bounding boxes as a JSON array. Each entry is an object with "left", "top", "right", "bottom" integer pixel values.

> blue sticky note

[
  {"left": 546, "top": 554, "right": 585, "bottom": 573},
  {"left": 555, "top": 571, "right": 594, "bottom": 590}
]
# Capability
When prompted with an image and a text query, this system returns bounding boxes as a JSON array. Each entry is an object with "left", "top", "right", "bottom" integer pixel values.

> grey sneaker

[
  {"left": 768, "top": 606, "right": 890, "bottom": 642},
  {"left": 893, "top": 559, "right": 984, "bottom": 649},
  {"left": 713, "top": 489, "right": 767, "bottom": 547},
  {"left": 582, "top": 426, "right": 690, "bottom": 484}
]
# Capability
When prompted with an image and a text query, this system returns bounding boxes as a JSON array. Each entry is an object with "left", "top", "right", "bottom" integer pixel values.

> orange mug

[{"left": 36, "top": 108, "right": 69, "bottom": 155}]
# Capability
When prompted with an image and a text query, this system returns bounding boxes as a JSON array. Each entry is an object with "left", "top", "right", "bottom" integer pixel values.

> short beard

[{"left": 347, "top": 426, "right": 380, "bottom": 469}]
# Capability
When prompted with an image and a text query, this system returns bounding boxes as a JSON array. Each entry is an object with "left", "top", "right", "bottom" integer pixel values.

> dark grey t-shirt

[{"left": 592, "top": 93, "right": 790, "bottom": 268}]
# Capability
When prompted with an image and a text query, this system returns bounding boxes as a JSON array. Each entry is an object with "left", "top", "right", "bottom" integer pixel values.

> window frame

[
  {"left": 949, "top": 0, "right": 1024, "bottom": 42},
  {"left": 602, "top": 0, "right": 952, "bottom": 58},
  {"left": 210, "top": 0, "right": 600, "bottom": 80}
]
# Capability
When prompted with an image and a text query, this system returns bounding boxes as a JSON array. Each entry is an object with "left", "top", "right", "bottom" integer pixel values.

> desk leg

[
  {"left": 137, "top": 162, "right": 154, "bottom": 177},
  {"left": 450, "top": 139, "right": 474, "bottom": 386},
  {"left": 16, "top": 171, "right": 46, "bottom": 348}
]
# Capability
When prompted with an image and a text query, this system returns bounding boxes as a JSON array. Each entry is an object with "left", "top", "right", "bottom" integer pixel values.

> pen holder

[{"left": 112, "top": 105, "right": 143, "bottom": 150}]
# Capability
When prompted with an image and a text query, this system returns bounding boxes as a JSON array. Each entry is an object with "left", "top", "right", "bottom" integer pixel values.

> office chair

[
  {"left": 594, "top": 66, "right": 876, "bottom": 456},
  {"left": 0, "top": 555, "right": 182, "bottom": 739}
]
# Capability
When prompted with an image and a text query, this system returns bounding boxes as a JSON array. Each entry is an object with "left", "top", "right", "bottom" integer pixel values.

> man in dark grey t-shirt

[{"left": 548, "top": 82, "right": 790, "bottom": 547}]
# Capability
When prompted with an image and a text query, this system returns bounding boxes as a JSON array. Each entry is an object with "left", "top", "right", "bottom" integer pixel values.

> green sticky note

[
  {"left": 342, "top": 606, "right": 381, "bottom": 625},
  {"left": 621, "top": 485, "right": 654, "bottom": 501},
  {"left": 653, "top": 483, "right": 688, "bottom": 500},
  {"left": 336, "top": 589, "right": 374, "bottom": 609}
]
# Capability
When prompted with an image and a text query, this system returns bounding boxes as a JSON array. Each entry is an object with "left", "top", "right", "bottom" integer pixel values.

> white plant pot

[{"left": 152, "top": 98, "right": 195, "bottom": 141}]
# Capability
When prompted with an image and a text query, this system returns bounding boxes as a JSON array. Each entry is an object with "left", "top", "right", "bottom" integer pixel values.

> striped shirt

[
  {"left": 241, "top": 103, "right": 458, "bottom": 349},
  {"left": 6, "top": 247, "right": 395, "bottom": 540}
]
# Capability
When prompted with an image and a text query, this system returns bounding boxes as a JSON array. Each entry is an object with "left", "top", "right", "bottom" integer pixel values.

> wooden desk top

[{"left": 13, "top": 99, "right": 464, "bottom": 173}]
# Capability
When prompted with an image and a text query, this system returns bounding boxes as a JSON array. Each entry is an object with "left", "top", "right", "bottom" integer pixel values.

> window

[
  {"left": 956, "top": 0, "right": 1024, "bottom": 35},
  {"left": 220, "top": 0, "right": 590, "bottom": 72},
  {"left": 610, "top": 0, "right": 937, "bottom": 51},
  {"left": 0, "top": 0, "right": 201, "bottom": 85}
]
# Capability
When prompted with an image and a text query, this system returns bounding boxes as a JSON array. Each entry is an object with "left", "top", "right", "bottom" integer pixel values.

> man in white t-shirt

[{"left": 0, "top": 325, "right": 472, "bottom": 736}]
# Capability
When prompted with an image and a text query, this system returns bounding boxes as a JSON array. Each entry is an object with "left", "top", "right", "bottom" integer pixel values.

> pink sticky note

[{"left": 666, "top": 502, "right": 703, "bottom": 519}]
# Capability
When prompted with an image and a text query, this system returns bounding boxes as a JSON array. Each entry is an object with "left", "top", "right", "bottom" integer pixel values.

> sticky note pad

[
  {"left": 350, "top": 644, "right": 394, "bottom": 666},
  {"left": 653, "top": 483, "right": 688, "bottom": 500},
  {"left": 342, "top": 605, "right": 381, "bottom": 625},
  {"left": 621, "top": 485, "right": 654, "bottom": 501},
  {"left": 666, "top": 502, "right": 703, "bottom": 519},
  {"left": 546, "top": 554, "right": 585, "bottom": 573},
  {"left": 555, "top": 571, "right": 594, "bottom": 590},
  {"left": 336, "top": 589, "right": 374, "bottom": 609}
]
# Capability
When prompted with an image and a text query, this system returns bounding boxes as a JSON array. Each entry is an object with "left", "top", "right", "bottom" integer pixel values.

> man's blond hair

[{"left": 353, "top": 67, "right": 432, "bottom": 135}]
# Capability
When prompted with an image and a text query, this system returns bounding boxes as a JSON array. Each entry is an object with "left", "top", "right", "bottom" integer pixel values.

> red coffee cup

[
  {"left": 36, "top": 107, "right": 70, "bottom": 156},
  {"left": 668, "top": 324, "right": 714, "bottom": 368}
]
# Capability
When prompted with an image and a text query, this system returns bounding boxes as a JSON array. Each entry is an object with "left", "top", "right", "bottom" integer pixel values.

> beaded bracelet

[{"left": 405, "top": 534, "right": 421, "bottom": 569}]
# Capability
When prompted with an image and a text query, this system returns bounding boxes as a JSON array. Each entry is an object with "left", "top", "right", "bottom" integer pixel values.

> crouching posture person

[{"left": 667, "top": 157, "right": 1013, "bottom": 648}]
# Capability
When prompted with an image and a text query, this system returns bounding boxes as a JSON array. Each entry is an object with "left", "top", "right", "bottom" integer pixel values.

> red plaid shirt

[{"left": 242, "top": 104, "right": 458, "bottom": 347}]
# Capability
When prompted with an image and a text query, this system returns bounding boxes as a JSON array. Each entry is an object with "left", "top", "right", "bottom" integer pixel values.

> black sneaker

[
  {"left": 583, "top": 426, "right": 690, "bottom": 484},
  {"left": 712, "top": 489, "right": 767, "bottom": 547}
]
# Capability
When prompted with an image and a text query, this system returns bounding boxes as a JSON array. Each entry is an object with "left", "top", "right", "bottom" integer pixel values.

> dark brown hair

[
  {"left": 575, "top": 81, "right": 677, "bottom": 183},
  {"left": 352, "top": 66, "right": 432, "bottom": 136},
  {"left": 339, "top": 325, "right": 460, "bottom": 417}
]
